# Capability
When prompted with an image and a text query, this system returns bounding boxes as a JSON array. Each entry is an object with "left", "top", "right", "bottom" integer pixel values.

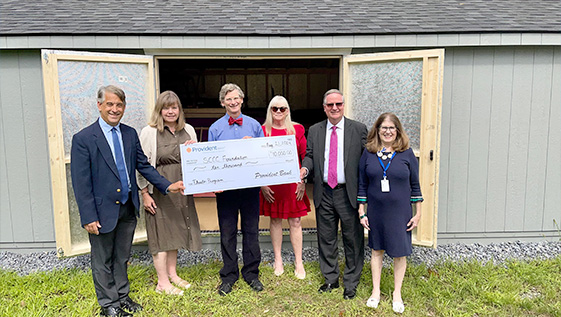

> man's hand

[
  {"left": 299, "top": 167, "right": 308, "bottom": 181},
  {"left": 142, "top": 192, "right": 158, "bottom": 214},
  {"left": 168, "top": 181, "right": 185, "bottom": 194},
  {"left": 84, "top": 221, "right": 101, "bottom": 235}
]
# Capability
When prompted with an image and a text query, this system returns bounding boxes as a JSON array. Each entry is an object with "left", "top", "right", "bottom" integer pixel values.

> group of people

[{"left": 71, "top": 83, "right": 422, "bottom": 316}]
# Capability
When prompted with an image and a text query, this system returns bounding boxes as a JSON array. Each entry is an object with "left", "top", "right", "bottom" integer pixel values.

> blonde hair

[
  {"left": 366, "top": 112, "right": 410, "bottom": 153},
  {"left": 263, "top": 95, "right": 296, "bottom": 136},
  {"left": 148, "top": 90, "right": 186, "bottom": 132}
]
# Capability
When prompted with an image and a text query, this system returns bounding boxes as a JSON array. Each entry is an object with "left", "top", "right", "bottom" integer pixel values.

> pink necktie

[{"left": 328, "top": 126, "right": 338, "bottom": 189}]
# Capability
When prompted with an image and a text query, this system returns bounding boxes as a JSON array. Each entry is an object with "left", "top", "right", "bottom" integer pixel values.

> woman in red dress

[{"left": 260, "top": 96, "right": 311, "bottom": 279}]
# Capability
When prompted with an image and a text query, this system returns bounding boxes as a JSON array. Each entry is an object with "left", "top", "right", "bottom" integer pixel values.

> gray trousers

[
  {"left": 316, "top": 184, "right": 365, "bottom": 291},
  {"left": 89, "top": 200, "right": 136, "bottom": 308}
]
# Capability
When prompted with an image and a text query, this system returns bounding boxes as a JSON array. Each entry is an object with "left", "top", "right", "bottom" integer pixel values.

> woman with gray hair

[{"left": 260, "top": 96, "right": 311, "bottom": 279}]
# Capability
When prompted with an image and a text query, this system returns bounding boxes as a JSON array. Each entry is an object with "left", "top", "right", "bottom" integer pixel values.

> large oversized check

[{"left": 180, "top": 135, "right": 301, "bottom": 195}]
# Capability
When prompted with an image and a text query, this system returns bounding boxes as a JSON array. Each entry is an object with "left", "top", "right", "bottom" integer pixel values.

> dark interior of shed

[{"left": 158, "top": 58, "right": 339, "bottom": 141}]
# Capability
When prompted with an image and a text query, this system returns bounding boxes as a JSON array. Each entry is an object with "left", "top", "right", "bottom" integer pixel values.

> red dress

[{"left": 259, "top": 124, "right": 311, "bottom": 219}]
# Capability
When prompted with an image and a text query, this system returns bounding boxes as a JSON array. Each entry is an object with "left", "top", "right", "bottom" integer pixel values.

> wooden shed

[{"left": 1, "top": 0, "right": 559, "bottom": 255}]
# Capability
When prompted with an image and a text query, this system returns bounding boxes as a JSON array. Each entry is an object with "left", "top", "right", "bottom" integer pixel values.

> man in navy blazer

[
  {"left": 300, "top": 89, "right": 367, "bottom": 300},
  {"left": 71, "top": 85, "right": 184, "bottom": 317}
]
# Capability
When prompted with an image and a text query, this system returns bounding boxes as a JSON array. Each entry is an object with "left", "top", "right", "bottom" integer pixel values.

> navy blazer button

[
  {"left": 117, "top": 189, "right": 121, "bottom": 192},
  {"left": 116, "top": 201, "right": 120, "bottom": 204}
]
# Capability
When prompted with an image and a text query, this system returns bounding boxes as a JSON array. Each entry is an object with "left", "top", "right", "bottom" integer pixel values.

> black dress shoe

[
  {"left": 318, "top": 281, "right": 340, "bottom": 293},
  {"left": 343, "top": 288, "right": 357, "bottom": 299},
  {"left": 120, "top": 296, "right": 143, "bottom": 313},
  {"left": 248, "top": 279, "right": 264, "bottom": 292},
  {"left": 100, "top": 306, "right": 132, "bottom": 317},
  {"left": 218, "top": 282, "right": 233, "bottom": 296}
]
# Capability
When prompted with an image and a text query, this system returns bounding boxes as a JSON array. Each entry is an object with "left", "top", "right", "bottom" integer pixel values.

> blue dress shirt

[
  {"left": 98, "top": 117, "right": 131, "bottom": 188},
  {"left": 208, "top": 113, "right": 264, "bottom": 141}
]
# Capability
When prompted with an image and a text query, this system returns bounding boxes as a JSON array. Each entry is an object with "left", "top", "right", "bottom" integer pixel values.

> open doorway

[{"left": 157, "top": 57, "right": 340, "bottom": 141}]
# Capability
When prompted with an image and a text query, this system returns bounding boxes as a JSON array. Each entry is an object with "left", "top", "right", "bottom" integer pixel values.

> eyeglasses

[
  {"left": 380, "top": 126, "right": 396, "bottom": 132},
  {"left": 224, "top": 96, "right": 241, "bottom": 103},
  {"left": 272, "top": 106, "right": 288, "bottom": 113},
  {"left": 324, "top": 102, "right": 343, "bottom": 108}
]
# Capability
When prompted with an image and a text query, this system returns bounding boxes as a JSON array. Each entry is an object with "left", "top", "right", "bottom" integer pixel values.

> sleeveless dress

[
  {"left": 259, "top": 124, "right": 311, "bottom": 219},
  {"left": 357, "top": 148, "right": 423, "bottom": 258},
  {"left": 145, "top": 127, "right": 202, "bottom": 254}
]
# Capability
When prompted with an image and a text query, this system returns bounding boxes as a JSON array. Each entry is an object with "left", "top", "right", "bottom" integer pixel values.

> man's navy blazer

[{"left": 70, "top": 121, "right": 171, "bottom": 233}]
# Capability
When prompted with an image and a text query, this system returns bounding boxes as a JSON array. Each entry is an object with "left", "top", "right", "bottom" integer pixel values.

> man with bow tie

[{"left": 208, "top": 83, "right": 265, "bottom": 296}]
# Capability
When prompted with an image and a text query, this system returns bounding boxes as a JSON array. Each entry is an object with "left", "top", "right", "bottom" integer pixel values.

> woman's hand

[
  {"left": 358, "top": 204, "right": 370, "bottom": 231},
  {"left": 406, "top": 214, "right": 421, "bottom": 231},
  {"left": 183, "top": 139, "right": 197, "bottom": 146},
  {"left": 142, "top": 192, "right": 158, "bottom": 215},
  {"left": 261, "top": 186, "right": 275, "bottom": 203},
  {"left": 295, "top": 182, "right": 305, "bottom": 201}
]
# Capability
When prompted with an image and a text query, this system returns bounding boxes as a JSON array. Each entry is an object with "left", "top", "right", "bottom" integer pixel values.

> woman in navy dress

[{"left": 357, "top": 112, "right": 423, "bottom": 314}]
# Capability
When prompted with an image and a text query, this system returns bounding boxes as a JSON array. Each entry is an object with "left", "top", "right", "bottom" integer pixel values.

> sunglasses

[
  {"left": 324, "top": 102, "right": 343, "bottom": 108},
  {"left": 272, "top": 106, "right": 288, "bottom": 113}
]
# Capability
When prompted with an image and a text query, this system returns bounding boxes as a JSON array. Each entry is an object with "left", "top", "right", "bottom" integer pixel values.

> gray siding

[
  {"left": 0, "top": 50, "right": 55, "bottom": 251},
  {"left": 0, "top": 45, "right": 560, "bottom": 252},
  {"left": 438, "top": 46, "right": 561, "bottom": 243}
]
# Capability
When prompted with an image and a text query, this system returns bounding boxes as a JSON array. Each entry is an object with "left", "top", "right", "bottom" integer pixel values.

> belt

[{"left": 324, "top": 183, "right": 346, "bottom": 190}]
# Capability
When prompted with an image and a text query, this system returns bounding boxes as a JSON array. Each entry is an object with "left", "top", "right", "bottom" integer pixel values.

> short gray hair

[
  {"left": 219, "top": 83, "right": 244, "bottom": 102},
  {"left": 322, "top": 89, "right": 344, "bottom": 104},
  {"left": 97, "top": 85, "right": 126, "bottom": 105}
]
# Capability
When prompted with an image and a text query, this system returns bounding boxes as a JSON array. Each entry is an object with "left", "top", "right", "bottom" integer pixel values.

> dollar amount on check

[{"left": 180, "top": 135, "right": 301, "bottom": 195}]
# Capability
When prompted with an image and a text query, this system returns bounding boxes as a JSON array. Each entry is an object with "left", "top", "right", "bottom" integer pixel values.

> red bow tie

[{"left": 228, "top": 117, "right": 243, "bottom": 126}]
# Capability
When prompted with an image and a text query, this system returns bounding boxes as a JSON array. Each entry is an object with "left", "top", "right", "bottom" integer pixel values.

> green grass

[{"left": 1, "top": 257, "right": 560, "bottom": 316}]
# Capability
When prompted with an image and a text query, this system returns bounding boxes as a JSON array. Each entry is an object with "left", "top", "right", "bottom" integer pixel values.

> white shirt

[{"left": 323, "top": 117, "right": 345, "bottom": 184}]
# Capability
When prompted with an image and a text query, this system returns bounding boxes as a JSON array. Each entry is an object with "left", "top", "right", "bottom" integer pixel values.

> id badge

[{"left": 381, "top": 178, "right": 390, "bottom": 192}]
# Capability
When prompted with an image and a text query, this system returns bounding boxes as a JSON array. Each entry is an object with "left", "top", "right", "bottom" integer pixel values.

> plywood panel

[
  {"left": 524, "top": 48, "right": 554, "bottom": 231},
  {"left": 0, "top": 50, "right": 34, "bottom": 242},
  {"left": 343, "top": 49, "right": 444, "bottom": 247},
  {"left": 542, "top": 46, "right": 561, "bottom": 231},
  {"left": 485, "top": 48, "right": 514, "bottom": 231},
  {"left": 465, "top": 48, "right": 493, "bottom": 232},
  {"left": 19, "top": 50, "right": 55, "bottom": 241},
  {"left": 42, "top": 50, "right": 155, "bottom": 256},
  {"left": 446, "top": 48, "right": 473, "bottom": 232},
  {"left": 505, "top": 47, "right": 534, "bottom": 231}
]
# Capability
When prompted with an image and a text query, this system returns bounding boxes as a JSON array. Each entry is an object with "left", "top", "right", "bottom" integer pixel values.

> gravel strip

[{"left": 1, "top": 241, "right": 560, "bottom": 276}]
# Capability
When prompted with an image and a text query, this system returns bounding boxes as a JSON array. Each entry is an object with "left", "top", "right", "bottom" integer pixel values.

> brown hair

[
  {"left": 366, "top": 112, "right": 410, "bottom": 153},
  {"left": 148, "top": 90, "right": 186, "bottom": 132}
]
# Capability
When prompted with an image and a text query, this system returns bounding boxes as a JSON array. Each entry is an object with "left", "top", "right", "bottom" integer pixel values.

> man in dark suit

[
  {"left": 71, "top": 85, "right": 184, "bottom": 316},
  {"left": 300, "top": 89, "right": 367, "bottom": 300}
]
